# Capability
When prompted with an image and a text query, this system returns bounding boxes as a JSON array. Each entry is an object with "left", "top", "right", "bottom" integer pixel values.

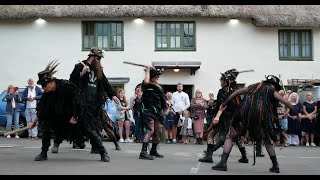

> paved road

[{"left": 0, "top": 137, "right": 319, "bottom": 175}]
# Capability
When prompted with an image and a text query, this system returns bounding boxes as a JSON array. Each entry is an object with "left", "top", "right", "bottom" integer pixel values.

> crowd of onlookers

[
  {"left": 4, "top": 78, "right": 42, "bottom": 139},
  {"left": 4, "top": 80, "right": 320, "bottom": 148},
  {"left": 277, "top": 90, "right": 320, "bottom": 147}
]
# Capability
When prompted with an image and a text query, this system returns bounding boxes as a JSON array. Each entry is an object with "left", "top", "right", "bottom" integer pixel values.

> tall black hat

[
  {"left": 37, "top": 60, "right": 60, "bottom": 86},
  {"left": 264, "top": 75, "right": 281, "bottom": 91},
  {"left": 88, "top": 47, "right": 104, "bottom": 58},
  {"left": 150, "top": 68, "right": 162, "bottom": 79},
  {"left": 220, "top": 69, "right": 239, "bottom": 81}
]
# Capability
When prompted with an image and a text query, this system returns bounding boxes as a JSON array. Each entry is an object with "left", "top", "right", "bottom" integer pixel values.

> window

[
  {"left": 155, "top": 21, "right": 196, "bottom": 51},
  {"left": 278, "top": 30, "right": 312, "bottom": 61},
  {"left": 82, "top": 21, "right": 124, "bottom": 51}
]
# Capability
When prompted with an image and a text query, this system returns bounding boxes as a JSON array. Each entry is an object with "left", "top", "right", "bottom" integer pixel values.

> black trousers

[
  {"left": 83, "top": 106, "right": 106, "bottom": 154},
  {"left": 41, "top": 127, "right": 63, "bottom": 152}
]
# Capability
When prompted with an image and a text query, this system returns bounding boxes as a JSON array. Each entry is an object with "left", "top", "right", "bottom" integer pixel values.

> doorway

[{"left": 162, "top": 84, "right": 194, "bottom": 99}]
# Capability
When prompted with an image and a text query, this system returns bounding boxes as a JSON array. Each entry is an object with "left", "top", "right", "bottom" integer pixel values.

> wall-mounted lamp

[
  {"left": 35, "top": 18, "right": 46, "bottom": 25},
  {"left": 229, "top": 18, "right": 239, "bottom": 25},
  {"left": 134, "top": 17, "right": 144, "bottom": 24},
  {"left": 173, "top": 69, "right": 180, "bottom": 72}
]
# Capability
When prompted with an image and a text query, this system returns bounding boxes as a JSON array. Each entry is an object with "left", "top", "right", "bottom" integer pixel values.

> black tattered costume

[
  {"left": 69, "top": 48, "right": 120, "bottom": 160},
  {"left": 34, "top": 61, "right": 86, "bottom": 161},
  {"left": 139, "top": 68, "right": 167, "bottom": 160},
  {"left": 199, "top": 69, "right": 248, "bottom": 164}
]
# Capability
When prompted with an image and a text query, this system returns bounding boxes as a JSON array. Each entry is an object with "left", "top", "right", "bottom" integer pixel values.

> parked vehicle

[{"left": 0, "top": 88, "right": 28, "bottom": 137}]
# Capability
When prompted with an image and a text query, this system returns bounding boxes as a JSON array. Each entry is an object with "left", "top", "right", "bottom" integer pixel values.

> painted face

[{"left": 42, "top": 81, "right": 56, "bottom": 93}]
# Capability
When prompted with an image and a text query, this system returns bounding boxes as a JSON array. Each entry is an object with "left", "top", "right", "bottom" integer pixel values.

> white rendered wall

[{"left": 0, "top": 17, "right": 319, "bottom": 100}]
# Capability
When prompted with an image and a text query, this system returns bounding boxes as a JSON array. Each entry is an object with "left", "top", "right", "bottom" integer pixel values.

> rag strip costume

[
  {"left": 139, "top": 68, "right": 167, "bottom": 160},
  {"left": 211, "top": 75, "right": 299, "bottom": 173},
  {"left": 34, "top": 60, "right": 86, "bottom": 161},
  {"left": 199, "top": 69, "right": 249, "bottom": 164}
]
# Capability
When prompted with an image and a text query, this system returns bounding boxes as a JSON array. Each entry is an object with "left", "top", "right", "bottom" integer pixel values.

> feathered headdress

[{"left": 37, "top": 60, "right": 60, "bottom": 86}]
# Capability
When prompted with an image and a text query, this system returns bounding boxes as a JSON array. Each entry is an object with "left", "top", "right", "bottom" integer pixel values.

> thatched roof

[{"left": 0, "top": 5, "right": 320, "bottom": 27}]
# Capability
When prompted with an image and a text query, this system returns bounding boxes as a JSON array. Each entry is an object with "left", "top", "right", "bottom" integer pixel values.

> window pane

[
  {"left": 170, "top": 36, "right": 176, "bottom": 48},
  {"left": 283, "top": 32, "right": 287, "bottom": 44},
  {"left": 156, "top": 24, "right": 162, "bottom": 35},
  {"left": 83, "top": 22, "right": 95, "bottom": 49},
  {"left": 176, "top": 24, "right": 180, "bottom": 35},
  {"left": 84, "top": 36, "right": 89, "bottom": 48},
  {"left": 291, "top": 45, "right": 299, "bottom": 57},
  {"left": 170, "top": 24, "right": 175, "bottom": 35},
  {"left": 97, "top": 23, "right": 103, "bottom": 35},
  {"left": 306, "top": 31, "right": 310, "bottom": 44},
  {"left": 280, "top": 45, "right": 288, "bottom": 57},
  {"left": 188, "top": 37, "right": 194, "bottom": 47},
  {"left": 306, "top": 45, "right": 311, "bottom": 57},
  {"left": 184, "top": 25, "right": 188, "bottom": 37},
  {"left": 112, "top": 23, "right": 116, "bottom": 35},
  {"left": 280, "top": 45, "right": 284, "bottom": 57},
  {"left": 89, "top": 35, "right": 94, "bottom": 48},
  {"left": 89, "top": 23, "right": 94, "bottom": 35},
  {"left": 117, "top": 23, "right": 122, "bottom": 36},
  {"left": 112, "top": 36, "right": 116, "bottom": 47},
  {"left": 302, "top": 45, "right": 311, "bottom": 57},
  {"left": 162, "top": 23, "right": 166, "bottom": 35},
  {"left": 302, "top": 32, "right": 306, "bottom": 44},
  {"left": 117, "top": 36, "right": 122, "bottom": 47},
  {"left": 98, "top": 36, "right": 103, "bottom": 48},
  {"left": 279, "top": 32, "right": 284, "bottom": 44},
  {"left": 284, "top": 46, "right": 288, "bottom": 57},
  {"left": 176, "top": 36, "right": 180, "bottom": 48},
  {"left": 102, "top": 24, "right": 108, "bottom": 35},
  {"left": 157, "top": 36, "right": 162, "bottom": 48},
  {"left": 189, "top": 23, "right": 193, "bottom": 36},
  {"left": 103, "top": 36, "right": 108, "bottom": 48},
  {"left": 162, "top": 36, "right": 167, "bottom": 48}
]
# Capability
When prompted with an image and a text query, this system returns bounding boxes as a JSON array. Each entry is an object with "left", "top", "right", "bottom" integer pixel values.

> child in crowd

[{"left": 179, "top": 110, "right": 193, "bottom": 144}]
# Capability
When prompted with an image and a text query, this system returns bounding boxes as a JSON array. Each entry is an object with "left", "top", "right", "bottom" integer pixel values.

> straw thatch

[{"left": 0, "top": 5, "right": 320, "bottom": 27}]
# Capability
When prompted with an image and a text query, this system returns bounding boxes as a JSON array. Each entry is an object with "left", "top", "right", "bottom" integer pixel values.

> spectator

[
  {"left": 276, "top": 90, "right": 288, "bottom": 146},
  {"left": 131, "top": 85, "right": 144, "bottom": 143},
  {"left": 179, "top": 110, "right": 193, "bottom": 144},
  {"left": 206, "top": 91, "right": 217, "bottom": 126},
  {"left": 172, "top": 82, "right": 190, "bottom": 144},
  {"left": 302, "top": 92, "right": 317, "bottom": 147},
  {"left": 117, "top": 89, "right": 132, "bottom": 143},
  {"left": 5, "top": 85, "right": 21, "bottom": 138},
  {"left": 22, "top": 78, "right": 42, "bottom": 139},
  {"left": 190, "top": 89, "right": 208, "bottom": 145},
  {"left": 164, "top": 92, "right": 175, "bottom": 144},
  {"left": 286, "top": 92, "right": 302, "bottom": 146}
]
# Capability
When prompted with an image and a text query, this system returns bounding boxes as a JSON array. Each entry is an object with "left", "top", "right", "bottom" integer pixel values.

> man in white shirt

[
  {"left": 172, "top": 82, "right": 190, "bottom": 143},
  {"left": 22, "top": 78, "right": 43, "bottom": 139}
]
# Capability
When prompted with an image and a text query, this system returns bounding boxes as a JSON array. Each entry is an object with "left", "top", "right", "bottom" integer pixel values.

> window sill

[
  {"left": 279, "top": 58, "right": 314, "bottom": 61},
  {"left": 82, "top": 49, "right": 124, "bottom": 51},
  {"left": 155, "top": 49, "right": 196, "bottom": 52}
]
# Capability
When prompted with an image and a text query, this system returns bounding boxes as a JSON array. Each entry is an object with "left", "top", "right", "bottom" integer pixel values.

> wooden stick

[
  {"left": 123, "top": 61, "right": 146, "bottom": 67},
  {"left": 78, "top": 60, "right": 90, "bottom": 72},
  {"left": 4, "top": 127, "right": 29, "bottom": 136},
  {"left": 238, "top": 69, "right": 255, "bottom": 73}
]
